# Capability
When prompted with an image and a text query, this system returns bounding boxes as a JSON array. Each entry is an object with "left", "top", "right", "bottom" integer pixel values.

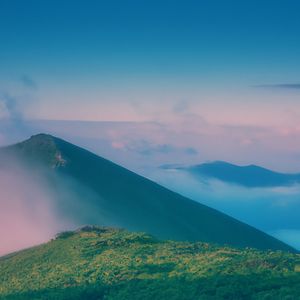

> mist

[
  {"left": 0, "top": 77, "right": 41, "bottom": 147},
  {"left": 0, "top": 160, "right": 71, "bottom": 256},
  {"left": 0, "top": 151, "right": 120, "bottom": 256},
  {"left": 145, "top": 167, "right": 300, "bottom": 250}
]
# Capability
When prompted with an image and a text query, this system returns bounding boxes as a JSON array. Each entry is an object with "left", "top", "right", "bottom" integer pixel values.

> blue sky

[
  {"left": 0, "top": 0, "right": 300, "bottom": 172},
  {"left": 1, "top": 0, "right": 300, "bottom": 88}
]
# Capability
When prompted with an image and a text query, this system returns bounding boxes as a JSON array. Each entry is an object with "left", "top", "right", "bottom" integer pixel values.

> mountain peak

[
  {"left": 22, "top": 133, "right": 57, "bottom": 146},
  {"left": 29, "top": 133, "right": 55, "bottom": 141},
  {"left": 11, "top": 133, "right": 67, "bottom": 168}
]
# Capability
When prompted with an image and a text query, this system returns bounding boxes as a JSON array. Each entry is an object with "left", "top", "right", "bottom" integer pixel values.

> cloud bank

[{"left": 145, "top": 167, "right": 300, "bottom": 250}]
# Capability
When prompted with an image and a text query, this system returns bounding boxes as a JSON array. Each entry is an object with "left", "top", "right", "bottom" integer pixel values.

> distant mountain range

[
  {"left": 161, "top": 161, "right": 300, "bottom": 188},
  {"left": 0, "top": 134, "right": 295, "bottom": 251}
]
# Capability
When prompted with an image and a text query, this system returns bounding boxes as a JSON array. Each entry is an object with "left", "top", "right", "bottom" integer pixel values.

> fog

[
  {"left": 0, "top": 150, "right": 123, "bottom": 256},
  {"left": 144, "top": 167, "right": 300, "bottom": 250},
  {"left": 0, "top": 161, "right": 71, "bottom": 256}
]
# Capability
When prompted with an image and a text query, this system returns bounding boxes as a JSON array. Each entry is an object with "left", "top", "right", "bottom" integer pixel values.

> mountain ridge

[
  {"left": 0, "top": 133, "right": 296, "bottom": 252},
  {"left": 162, "top": 160, "right": 300, "bottom": 188}
]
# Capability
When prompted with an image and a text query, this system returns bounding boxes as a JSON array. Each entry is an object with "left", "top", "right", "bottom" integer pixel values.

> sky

[
  {"left": 1, "top": 1, "right": 300, "bottom": 251},
  {"left": 0, "top": 0, "right": 300, "bottom": 170}
]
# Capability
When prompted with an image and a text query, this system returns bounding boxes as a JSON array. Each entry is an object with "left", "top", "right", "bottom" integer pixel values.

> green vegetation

[{"left": 0, "top": 226, "right": 299, "bottom": 300}]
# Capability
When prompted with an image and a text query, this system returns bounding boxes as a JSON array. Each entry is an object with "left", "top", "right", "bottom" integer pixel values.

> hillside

[
  {"left": 0, "top": 226, "right": 299, "bottom": 300},
  {"left": 0, "top": 134, "right": 295, "bottom": 251},
  {"left": 187, "top": 161, "right": 300, "bottom": 188}
]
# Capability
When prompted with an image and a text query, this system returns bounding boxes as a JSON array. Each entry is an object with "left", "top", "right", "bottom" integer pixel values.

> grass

[{"left": 0, "top": 226, "right": 299, "bottom": 300}]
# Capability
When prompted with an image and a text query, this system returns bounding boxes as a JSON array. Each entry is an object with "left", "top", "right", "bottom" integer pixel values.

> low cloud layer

[{"left": 146, "top": 167, "right": 300, "bottom": 250}]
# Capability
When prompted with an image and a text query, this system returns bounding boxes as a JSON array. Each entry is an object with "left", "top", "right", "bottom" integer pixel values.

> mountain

[
  {"left": 1, "top": 226, "right": 299, "bottom": 300},
  {"left": 0, "top": 134, "right": 295, "bottom": 251},
  {"left": 181, "top": 161, "right": 300, "bottom": 188}
]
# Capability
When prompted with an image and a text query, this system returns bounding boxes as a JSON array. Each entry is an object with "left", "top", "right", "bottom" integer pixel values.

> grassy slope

[
  {"left": 0, "top": 227, "right": 299, "bottom": 300},
  {"left": 1, "top": 134, "right": 295, "bottom": 251}
]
